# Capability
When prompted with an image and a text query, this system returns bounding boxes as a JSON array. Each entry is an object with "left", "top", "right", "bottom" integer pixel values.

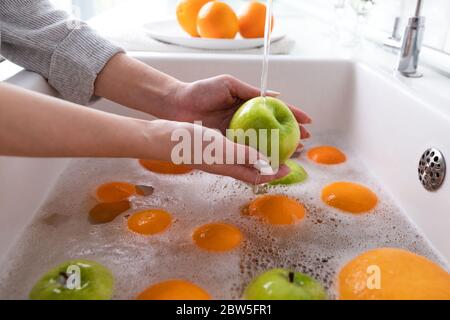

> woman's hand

[
  {"left": 144, "top": 119, "right": 291, "bottom": 184},
  {"left": 95, "top": 54, "right": 312, "bottom": 148},
  {"left": 0, "top": 83, "right": 289, "bottom": 184},
  {"left": 169, "top": 75, "right": 312, "bottom": 138}
]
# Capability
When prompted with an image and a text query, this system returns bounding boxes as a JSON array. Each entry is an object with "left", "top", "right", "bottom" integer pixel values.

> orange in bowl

[
  {"left": 139, "top": 159, "right": 192, "bottom": 175},
  {"left": 176, "top": 0, "right": 212, "bottom": 37},
  {"left": 137, "top": 279, "right": 211, "bottom": 300},
  {"left": 197, "top": 1, "right": 239, "bottom": 39},
  {"left": 339, "top": 248, "right": 450, "bottom": 300},
  {"left": 239, "top": 1, "right": 274, "bottom": 39}
]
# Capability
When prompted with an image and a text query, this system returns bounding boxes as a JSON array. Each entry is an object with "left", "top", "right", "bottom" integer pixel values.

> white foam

[{"left": 0, "top": 132, "right": 447, "bottom": 300}]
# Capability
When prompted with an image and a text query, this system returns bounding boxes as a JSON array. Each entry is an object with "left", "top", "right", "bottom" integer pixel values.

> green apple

[
  {"left": 243, "top": 268, "right": 327, "bottom": 300},
  {"left": 29, "top": 259, "right": 114, "bottom": 300},
  {"left": 269, "top": 160, "right": 308, "bottom": 186},
  {"left": 228, "top": 97, "right": 300, "bottom": 166}
]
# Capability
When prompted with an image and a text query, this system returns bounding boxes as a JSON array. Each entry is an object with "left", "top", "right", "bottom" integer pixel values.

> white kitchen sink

[{"left": 0, "top": 54, "right": 449, "bottom": 298}]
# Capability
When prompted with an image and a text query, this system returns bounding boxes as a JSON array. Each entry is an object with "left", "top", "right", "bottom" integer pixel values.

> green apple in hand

[
  {"left": 228, "top": 97, "right": 300, "bottom": 166},
  {"left": 269, "top": 160, "right": 308, "bottom": 186},
  {"left": 244, "top": 268, "right": 327, "bottom": 300},
  {"left": 29, "top": 259, "right": 114, "bottom": 300}
]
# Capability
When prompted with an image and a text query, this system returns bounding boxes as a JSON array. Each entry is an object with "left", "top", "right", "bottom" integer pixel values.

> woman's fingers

[
  {"left": 226, "top": 75, "right": 283, "bottom": 102},
  {"left": 217, "top": 142, "right": 291, "bottom": 184},
  {"left": 288, "top": 104, "right": 312, "bottom": 124},
  {"left": 226, "top": 76, "right": 261, "bottom": 101},
  {"left": 255, "top": 164, "right": 291, "bottom": 184},
  {"left": 194, "top": 135, "right": 291, "bottom": 184},
  {"left": 201, "top": 163, "right": 291, "bottom": 185},
  {"left": 287, "top": 104, "right": 311, "bottom": 140},
  {"left": 300, "top": 126, "right": 311, "bottom": 139},
  {"left": 231, "top": 141, "right": 269, "bottom": 166}
]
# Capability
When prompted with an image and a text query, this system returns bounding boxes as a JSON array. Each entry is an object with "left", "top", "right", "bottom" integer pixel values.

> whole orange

[
  {"left": 197, "top": 1, "right": 239, "bottom": 39},
  {"left": 339, "top": 248, "right": 450, "bottom": 300},
  {"left": 176, "top": 0, "right": 212, "bottom": 37},
  {"left": 137, "top": 280, "right": 211, "bottom": 300},
  {"left": 239, "top": 1, "right": 274, "bottom": 39}
]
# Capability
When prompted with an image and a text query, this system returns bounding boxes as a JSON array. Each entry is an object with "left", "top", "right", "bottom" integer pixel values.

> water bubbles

[{"left": 0, "top": 133, "right": 447, "bottom": 299}]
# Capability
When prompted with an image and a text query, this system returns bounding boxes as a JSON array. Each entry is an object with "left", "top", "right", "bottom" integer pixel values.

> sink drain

[{"left": 418, "top": 148, "right": 446, "bottom": 191}]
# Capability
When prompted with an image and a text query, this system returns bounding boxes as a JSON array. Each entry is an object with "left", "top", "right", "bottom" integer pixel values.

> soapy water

[{"left": 0, "top": 132, "right": 448, "bottom": 300}]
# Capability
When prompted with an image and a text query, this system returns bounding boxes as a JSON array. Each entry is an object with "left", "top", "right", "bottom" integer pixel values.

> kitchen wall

[
  {"left": 45, "top": 0, "right": 450, "bottom": 55},
  {"left": 282, "top": 0, "right": 450, "bottom": 54}
]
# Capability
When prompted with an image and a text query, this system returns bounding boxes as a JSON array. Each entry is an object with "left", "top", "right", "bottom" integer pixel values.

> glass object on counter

[
  {"left": 352, "top": 0, "right": 375, "bottom": 47},
  {"left": 333, "top": 0, "right": 375, "bottom": 47},
  {"left": 349, "top": 0, "right": 375, "bottom": 18},
  {"left": 334, "top": 0, "right": 347, "bottom": 10}
]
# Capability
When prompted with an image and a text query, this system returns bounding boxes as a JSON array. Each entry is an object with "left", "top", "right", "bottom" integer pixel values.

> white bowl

[{"left": 143, "top": 19, "right": 286, "bottom": 50}]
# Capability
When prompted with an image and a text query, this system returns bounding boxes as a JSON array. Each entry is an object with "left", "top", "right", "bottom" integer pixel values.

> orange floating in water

[
  {"left": 139, "top": 159, "right": 192, "bottom": 175},
  {"left": 321, "top": 182, "right": 378, "bottom": 214},
  {"left": 307, "top": 146, "right": 347, "bottom": 165},
  {"left": 137, "top": 279, "right": 211, "bottom": 300},
  {"left": 246, "top": 195, "right": 306, "bottom": 225},
  {"left": 95, "top": 182, "right": 138, "bottom": 203},
  {"left": 89, "top": 200, "right": 130, "bottom": 224},
  {"left": 339, "top": 248, "right": 450, "bottom": 300},
  {"left": 128, "top": 209, "right": 172, "bottom": 235},
  {"left": 192, "top": 223, "right": 242, "bottom": 252}
]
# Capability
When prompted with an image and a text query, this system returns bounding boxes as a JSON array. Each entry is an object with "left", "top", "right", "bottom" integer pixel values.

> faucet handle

[
  {"left": 397, "top": 15, "right": 426, "bottom": 77},
  {"left": 415, "top": 0, "right": 424, "bottom": 17},
  {"left": 396, "top": 0, "right": 426, "bottom": 78},
  {"left": 384, "top": 16, "right": 402, "bottom": 48}
]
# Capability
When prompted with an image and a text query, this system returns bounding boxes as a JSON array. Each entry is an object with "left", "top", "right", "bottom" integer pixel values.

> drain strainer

[{"left": 418, "top": 148, "right": 446, "bottom": 191}]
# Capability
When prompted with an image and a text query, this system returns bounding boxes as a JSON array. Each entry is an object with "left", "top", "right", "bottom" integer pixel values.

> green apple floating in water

[
  {"left": 269, "top": 160, "right": 308, "bottom": 186},
  {"left": 228, "top": 97, "right": 300, "bottom": 167},
  {"left": 243, "top": 268, "right": 327, "bottom": 300},
  {"left": 29, "top": 259, "right": 114, "bottom": 300}
]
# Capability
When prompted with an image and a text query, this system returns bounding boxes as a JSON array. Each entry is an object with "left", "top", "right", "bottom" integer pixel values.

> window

[{"left": 281, "top": 0, "right": 450, "bottom": 55}]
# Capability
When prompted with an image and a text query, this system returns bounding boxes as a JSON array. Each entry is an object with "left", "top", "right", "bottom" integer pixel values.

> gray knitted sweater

[{"left": 0, "top": 0, "right": 124, "bottom": 105}]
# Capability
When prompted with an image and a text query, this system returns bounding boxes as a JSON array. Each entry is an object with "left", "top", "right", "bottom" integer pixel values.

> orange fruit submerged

[
  {"left": 339, "top": 248, "right": 450, "bottom": 300},
  {"left": 321, "top": 182, "right": 378, "bottom": 214},
  {"left": 137, "top": 280, "right": 211, "bottom": 300},
  {"left": 95, "top": 182, "right": 138, "bottom": 203},
  {"left": 246, "top": 195, "right": 306, "bottom": 225},
  {"left": 128, "top": 209, "right": 172, "bottom": 236},
  {"left": 139, "top": 159, "right": 192, "bottom": 175},
  {"left": 307, "top": 146, "right": 347, "bottom": 165},
  {"left": 193, "top": 223, "right": 242, "bottom": 252}
]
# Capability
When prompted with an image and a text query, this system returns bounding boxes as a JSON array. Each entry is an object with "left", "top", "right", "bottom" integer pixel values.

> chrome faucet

[{"left": 397, "top": 0, "right": 425, "bottom": 77}]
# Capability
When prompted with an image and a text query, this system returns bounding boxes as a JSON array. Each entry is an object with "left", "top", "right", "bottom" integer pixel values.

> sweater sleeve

[{"left": 0, "top": 0, "right": 124, "bottom": 105}]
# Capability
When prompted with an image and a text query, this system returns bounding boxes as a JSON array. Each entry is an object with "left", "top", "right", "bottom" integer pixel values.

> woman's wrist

[
  {"left": 137, "top": 75, "right": 185, "bottom": 119},
  {"left": 130, "top": 118, "right": 188, "bottom": 161},
  {"left": 95, "top": 53, "right": 185, "bottom": 119}
]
